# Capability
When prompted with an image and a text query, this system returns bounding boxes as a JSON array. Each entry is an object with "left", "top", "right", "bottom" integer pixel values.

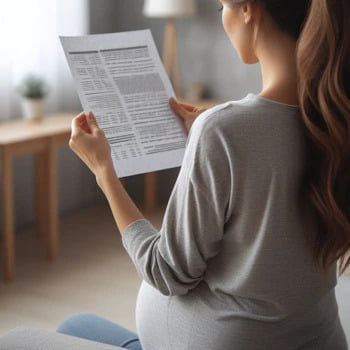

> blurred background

[
  {"left": 0, "top": 0, "right": 262, "bottom": 229},
  {"left": 0, "top": 0, "right": 349, "bottom": 344}
]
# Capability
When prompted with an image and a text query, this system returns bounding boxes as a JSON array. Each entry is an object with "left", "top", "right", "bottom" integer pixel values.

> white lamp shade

[{"left": 143, "top": 0, "right": 197, "bottom": 18}]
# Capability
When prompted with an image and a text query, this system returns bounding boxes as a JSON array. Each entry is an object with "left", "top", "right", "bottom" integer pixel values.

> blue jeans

[{"left": 56, "top": 313, "right": 142, "bottom": 350}]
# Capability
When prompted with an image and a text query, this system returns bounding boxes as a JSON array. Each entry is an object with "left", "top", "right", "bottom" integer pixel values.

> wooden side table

[{"left": 0, "top": 113, "right": 75, "bottom": 281}]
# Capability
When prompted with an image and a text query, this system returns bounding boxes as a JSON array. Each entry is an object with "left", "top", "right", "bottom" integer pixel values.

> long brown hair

[
  {"left": 296, "top": 0, "right": 350, "bottom": 275},
  {"left": 231, "top": 0, "right": 350, "bottom": 274}
]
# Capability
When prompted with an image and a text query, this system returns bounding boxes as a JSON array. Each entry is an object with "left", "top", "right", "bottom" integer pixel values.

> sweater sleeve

[{"left": 121, "top": 109, "right": 232, "bottom": 296}]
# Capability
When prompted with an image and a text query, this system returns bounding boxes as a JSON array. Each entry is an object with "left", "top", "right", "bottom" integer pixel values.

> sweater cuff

[{"left": 121, "top": 218, "right": 158, "bottom": 252}]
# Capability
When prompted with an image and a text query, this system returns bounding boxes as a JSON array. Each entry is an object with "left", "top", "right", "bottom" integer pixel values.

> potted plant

[{"left": 17, "top": 74, "right": 48, "bottom": 122}]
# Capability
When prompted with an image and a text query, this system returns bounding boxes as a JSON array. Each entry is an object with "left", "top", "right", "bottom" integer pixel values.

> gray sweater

[{"left": 121, "top": 93, "right": 348, "bottom": 350}]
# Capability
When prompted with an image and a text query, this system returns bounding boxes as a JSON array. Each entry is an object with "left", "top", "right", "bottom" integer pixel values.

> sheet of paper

[{"left": 60, "top": 29, "right": 187, "bottom": 178}]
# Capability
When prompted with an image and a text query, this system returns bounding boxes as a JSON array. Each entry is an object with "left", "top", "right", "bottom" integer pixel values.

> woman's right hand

[{"left": 169, "top": 97, "right": 207, "bottom": 135}]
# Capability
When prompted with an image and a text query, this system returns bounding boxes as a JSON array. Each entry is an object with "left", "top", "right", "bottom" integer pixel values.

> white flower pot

[{"left": 22, "top": 98, "right": 44, "bottom": 122}]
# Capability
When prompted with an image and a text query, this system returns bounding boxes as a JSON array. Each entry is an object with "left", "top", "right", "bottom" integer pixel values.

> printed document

[{"left": 60, "top": 30, "right": 187, "bottom": 178}]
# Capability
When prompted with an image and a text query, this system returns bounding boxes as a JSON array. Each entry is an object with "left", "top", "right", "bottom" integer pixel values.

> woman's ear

[
  {"left": 242, "top": 1, "right": 261, "bottom": 25},
  {"left": 241, "top": 4, "right": 253, "bottom": 24}
]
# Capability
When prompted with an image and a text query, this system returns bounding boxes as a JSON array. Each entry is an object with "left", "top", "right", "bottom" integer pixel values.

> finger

[
  {"left": 178, "top": 103, "right": 197, "bottom": 112},
  {"left": 71, "top": 112, "right": 87, "bottom": 136},
  {"left": 74, "top": 112, "right": 88, "bottom": 125},
  {"left": 169, "top": 98, "right": 190, "bottom": 120},
  {"left": 86, "top": 112, "right": 100, "bottom": 134},
  {"left": 169, "top": 97, "right": 187, "bottom": 109},
  {"left": 79, "top": 119, "right": 91, "bottom": 134},
  {"left": 169, "top": 98, "right": 193, "bottom": 110},
  {"left": 169, "top": 98, "right": 202, "bottom": 113}
]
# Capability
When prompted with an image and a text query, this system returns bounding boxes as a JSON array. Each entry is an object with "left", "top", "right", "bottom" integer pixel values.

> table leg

[
  {"left": 1, "top": 147, "right": 15, "bottom": 281},
  {"left": 35, "top": 152, "right": 47, "bottom": 238},
  {"left": 44, "top": 139, "right": 58, "bottom": 261},
  {"left": 144, "top": 172, "right": 158, "bottom": 213}
]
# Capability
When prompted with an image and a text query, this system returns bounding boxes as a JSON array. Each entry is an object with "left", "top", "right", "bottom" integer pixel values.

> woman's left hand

[{"left": 69, "top": 111, "right": 113, "bottom": 176}]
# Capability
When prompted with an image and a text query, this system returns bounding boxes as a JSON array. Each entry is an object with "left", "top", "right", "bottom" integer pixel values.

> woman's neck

[{"left": 257, "top": 33, "right": 300, "bottom": 106}]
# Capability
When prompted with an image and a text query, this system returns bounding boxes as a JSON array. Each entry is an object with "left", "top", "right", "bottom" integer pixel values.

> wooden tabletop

[{"left": 0, "top": 113, "right": 77, "bottom": 145}]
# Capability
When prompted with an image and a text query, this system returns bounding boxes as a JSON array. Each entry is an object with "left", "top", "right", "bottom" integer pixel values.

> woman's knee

[{"left": 57, "top": 312, "right": 101, "bottom": 336}]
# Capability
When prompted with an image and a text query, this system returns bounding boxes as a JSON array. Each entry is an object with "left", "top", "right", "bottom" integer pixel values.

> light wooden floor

[
  {"left": 0, "top": 204, "right": 349, "bottom": 346},
  {"left": 0, "top": 203, "right": 164, "bottom": 334}
]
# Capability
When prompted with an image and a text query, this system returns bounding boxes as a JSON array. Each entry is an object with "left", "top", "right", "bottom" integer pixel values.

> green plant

[{"left": 17, "top": 74, "right": 48, "bottom": 99}]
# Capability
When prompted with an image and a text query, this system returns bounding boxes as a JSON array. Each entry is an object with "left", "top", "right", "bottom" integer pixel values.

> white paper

[{"left": 60, "top": 29, "right": 187, "bottom": 178}]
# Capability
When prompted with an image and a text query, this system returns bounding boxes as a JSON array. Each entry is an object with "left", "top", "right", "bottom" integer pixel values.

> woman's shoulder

[
  {"left": 191, "top": 92, "right": 301, "bottom": 139},
  {"left": 189, "top": 94, "right": 256, "bottom": 139},
  {"left": 183, "top": 97, "right": 255, "bottom": 163}
]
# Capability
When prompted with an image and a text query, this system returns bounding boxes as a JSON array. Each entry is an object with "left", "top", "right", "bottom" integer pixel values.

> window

[{"left": 0, "top": 0, "right": 88, "bottom": 119}]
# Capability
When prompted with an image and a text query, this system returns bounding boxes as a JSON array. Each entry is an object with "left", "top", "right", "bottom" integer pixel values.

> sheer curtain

[{"left": 0, "top": 0, "right": 89, "bottom": 120}]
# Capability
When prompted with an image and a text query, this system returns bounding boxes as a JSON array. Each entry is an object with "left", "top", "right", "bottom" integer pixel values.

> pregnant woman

[{"left": 57, "top": 0, "right": 349, "bottom": 349}]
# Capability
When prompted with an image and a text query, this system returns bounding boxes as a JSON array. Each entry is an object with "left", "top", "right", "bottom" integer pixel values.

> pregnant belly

[
  {"left": 135, "top": 281, "right": 344, "bottom": 350},
  {"left": 135, "top": 281, "right": 204, "bottom": 349},
  {"left": 135, "top": 281, "right": 255, "bottom": 350},
  {"left": 135, "top": 281, "right": 171, "bottom": 350},
  {"left": 135, "top": 280, "right": 265, "bottom": 350}
]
